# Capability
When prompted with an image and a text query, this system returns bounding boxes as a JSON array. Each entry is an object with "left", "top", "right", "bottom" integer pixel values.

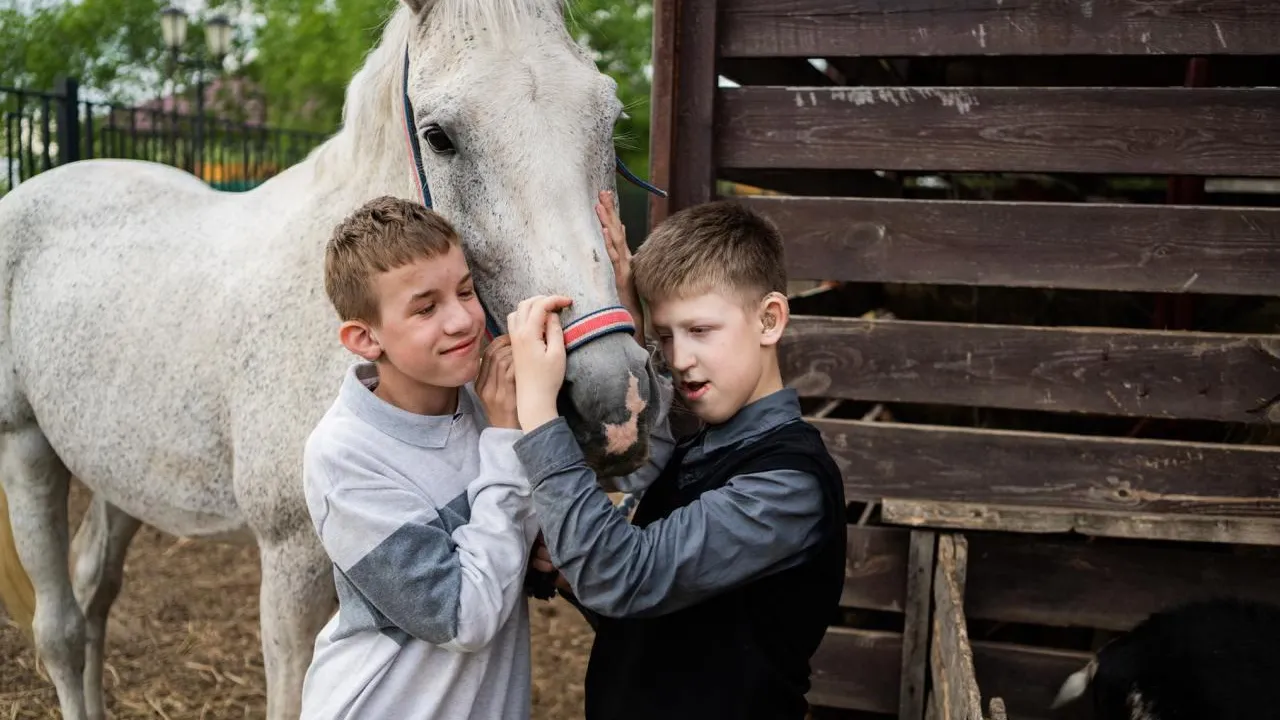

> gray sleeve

[{"left": 513, "top": 418, "right": 825, "bottom": 618}]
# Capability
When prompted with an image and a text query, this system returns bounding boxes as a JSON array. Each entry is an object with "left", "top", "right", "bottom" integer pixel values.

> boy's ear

[
  {"left": 339, "top": 319, "right": 384, "bottom": 361},
  {"left": 758, "top": 292, "right": 789, "bottom": 347}
]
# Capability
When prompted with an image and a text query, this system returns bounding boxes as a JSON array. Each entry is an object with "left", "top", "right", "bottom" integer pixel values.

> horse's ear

[{"left": 400, "top": 0, "right": 436, "bottom": 17}]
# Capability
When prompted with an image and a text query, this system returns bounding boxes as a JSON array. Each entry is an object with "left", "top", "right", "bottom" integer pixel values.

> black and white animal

[{"left": 1051, "top": 597, "right": 1280, "bottom": 720}]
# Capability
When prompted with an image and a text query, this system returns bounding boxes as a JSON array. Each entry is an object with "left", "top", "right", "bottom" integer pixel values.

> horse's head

[{"left": 397, "top": 0, "right": 662, "bottom": 477}]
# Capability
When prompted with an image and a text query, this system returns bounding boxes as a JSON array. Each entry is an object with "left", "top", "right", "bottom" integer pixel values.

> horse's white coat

[{"left": 0, "top": 1, "right": 659, "bottom": 717}]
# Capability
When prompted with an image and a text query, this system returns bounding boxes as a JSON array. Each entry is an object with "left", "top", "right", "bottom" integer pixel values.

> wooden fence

[{"left": 647, "top": 2, "right": 1280, "bottom": 718}]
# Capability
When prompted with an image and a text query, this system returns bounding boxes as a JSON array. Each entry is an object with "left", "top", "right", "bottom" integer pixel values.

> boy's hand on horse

[
  {"left": 595, "top": 190, "right": 644, "bottom": 345},
  {"left": 476, "top": 335, "right": 519, "bottom": 429},
  {"left": 507, "top": 294, "right": 572, "bottom": 433}
]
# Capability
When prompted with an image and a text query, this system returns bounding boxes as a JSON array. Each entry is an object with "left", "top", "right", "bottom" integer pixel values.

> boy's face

[
  {"left": 362, "top": 245, "right": 487, "bottom": 389},
  {"left": 650, "top": 289, "right": 783, "bottom": 425}
]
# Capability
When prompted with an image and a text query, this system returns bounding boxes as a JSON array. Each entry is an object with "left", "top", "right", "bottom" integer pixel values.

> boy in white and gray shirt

[
  {"left": 299, "top": 197, "right": 535, "bottom": 720},
  {"left": 299, "top": 195, "right": 671, "bottom": 719}
]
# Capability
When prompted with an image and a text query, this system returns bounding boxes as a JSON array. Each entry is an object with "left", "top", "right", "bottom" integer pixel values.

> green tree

[
  {"left": 247, "top": 0, "right": 395, "bottom": 133},
  {"left": 0, "top": 0, "right": 169, "bottom": 100},
  {"left": 565, "top": 0, "right": 652, "bottom": 177}
]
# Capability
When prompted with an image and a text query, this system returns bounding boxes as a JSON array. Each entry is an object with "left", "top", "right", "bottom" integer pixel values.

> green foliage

[
  {"left": 249, "top": 0, "right": 397, "bottom": 133},
  {"left": 565, "top": 0, "right": 653, "bottom": 177},
  {"left": 0, "top": 0, "right": 168, "bottom": 100}
]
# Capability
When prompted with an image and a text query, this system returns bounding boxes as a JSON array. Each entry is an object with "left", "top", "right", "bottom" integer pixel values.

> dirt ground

[{"left": 0, "top": 481, "right": 595, "bottom": 719}]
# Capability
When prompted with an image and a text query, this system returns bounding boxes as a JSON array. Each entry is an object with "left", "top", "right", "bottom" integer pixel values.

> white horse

[{"left": 0, "top": 0, "right": 664, "bottom": 717}]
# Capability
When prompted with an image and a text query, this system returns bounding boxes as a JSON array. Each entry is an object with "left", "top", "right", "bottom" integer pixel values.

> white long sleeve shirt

[{"left": 299, "top": 362, "right": 540, "bottom": 720}]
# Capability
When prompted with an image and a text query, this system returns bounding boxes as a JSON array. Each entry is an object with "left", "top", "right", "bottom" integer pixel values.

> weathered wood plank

[
  {"left": 809, "top": 419, "right": 1280, "bottom": 517},
  {"left": 961, "top": 530, "right": 1280, "bottom": 629},
  {"left": 782, "top": 316, "right": 1280, "bottom": 424},
  {"left": 810, "top": 628, "right": 1093, "bottom": 719},
  {"left": 849, "top": 520, "right": 1280, "bottom": 622},
  {"left": 843, "top": 524, "right": 1280, "bottom": 627},
  {"left": 931, "top": 535, "right": 984, "bottom": 720},
  {"left": 742, "top": 195, "right": 1280, "bottom": 297},
  {"left": 669, "top": 0, "right": 719, "bottom": 211},
  {"left": 925, "top": 691, "right": 940, "bottom": 720},
  {"left": 844, "top": 525, "right": 910, "bottom": 612},
  {"left": 717, "top": 87, "right": 1280, "bottom": 177},
  {"left": 972, "top": 641, "right": 1093, "bottom": 720},
  {"left": 882, "top": 498, "right": 1280, "bottom": 545},
  {"left": 900, "top": 531, "right": 936, "bottom": 720},
  {"left": 720, "top": 0, "right": 1280, "bottom": 57},
  {"left": 808, "top": 628, "right": 902, "bottom": 713},
  {"left": 645, "top": 0, "right": 678, "bottom": 228}
]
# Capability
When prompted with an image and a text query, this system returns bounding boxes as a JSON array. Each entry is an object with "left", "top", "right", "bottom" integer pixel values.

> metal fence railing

[{"left": 2, "top": 78, "right": 329, "bottom": 196}]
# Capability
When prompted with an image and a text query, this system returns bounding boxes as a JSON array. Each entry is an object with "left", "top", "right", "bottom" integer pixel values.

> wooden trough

[{"left": 645, "top": 1, "right": 1280, "bottom": 718}]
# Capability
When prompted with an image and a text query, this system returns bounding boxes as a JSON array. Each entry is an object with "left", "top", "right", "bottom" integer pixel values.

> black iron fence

[{"left": 2, "top": 78, "right": 330, "bottom": 196}]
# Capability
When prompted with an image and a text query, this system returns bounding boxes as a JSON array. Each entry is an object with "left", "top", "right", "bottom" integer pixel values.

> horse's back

[{"left": 0, "top": 159, "right": 257, "bottom": 536}]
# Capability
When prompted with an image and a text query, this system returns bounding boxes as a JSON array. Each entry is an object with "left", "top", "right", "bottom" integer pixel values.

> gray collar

[
  {"left": 698, "top": 387, "right": 802, "bottom": 455},
  {"left": 339, "top": 362, "right": 477, "bottom": 449}
]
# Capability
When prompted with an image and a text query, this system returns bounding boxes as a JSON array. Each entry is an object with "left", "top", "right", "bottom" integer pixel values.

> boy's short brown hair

[
  {"left": 631, "top": 200, "right": 787, "bottom": 307},
  {"left": 324, "top": 195, "right": 460, "bottom": 323}
]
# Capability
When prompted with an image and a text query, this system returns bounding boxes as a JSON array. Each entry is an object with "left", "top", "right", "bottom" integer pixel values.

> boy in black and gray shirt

[{"left": 506, "top": 200, "right": 847, "bottom": 720}]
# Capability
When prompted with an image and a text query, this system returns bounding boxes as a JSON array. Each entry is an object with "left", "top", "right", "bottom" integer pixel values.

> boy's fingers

[
  {"left": 603, "top": 233, "right": 620, "bottom": 262},
  {"left": 508, "top": 298, "right": 537, "bottom": 337},
  {"left": 543, "top": 311, "right": 565, "bottom": 353},
  {"left": 509, "top": 295, "right": 573, "bottom": 345},
  {"left": 482, "top": 335, "right": 510, "bottom": 360},
  {"left": 533, "top": 295, "right": 574, "bottom": 333},
  {"left": 536, "top": 295, "right": 574, "bottom": 311}
]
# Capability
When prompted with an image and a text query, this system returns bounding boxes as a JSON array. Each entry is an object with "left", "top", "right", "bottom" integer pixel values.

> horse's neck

[
  {"left": 298, "top": 122, "right": 417, "bottom": 212},
  {"left": 296, "top": 9, "right": 420, "bottom": 208}
]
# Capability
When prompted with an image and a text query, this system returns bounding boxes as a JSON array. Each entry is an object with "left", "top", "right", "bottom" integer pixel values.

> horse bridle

[{"left": 398, "top": 47, "right": 668, "bottom": 352}]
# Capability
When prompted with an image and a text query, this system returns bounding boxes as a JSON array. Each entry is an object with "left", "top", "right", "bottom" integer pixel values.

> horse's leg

[
  {"left": 1, "top": 425, "right": 88, "bottom": 719},
  {"left": 70, "top": 495, "right": 140, "bottom": 720},
  {"left": 258, "top": 530, "right": 336, "bottom": 720}
]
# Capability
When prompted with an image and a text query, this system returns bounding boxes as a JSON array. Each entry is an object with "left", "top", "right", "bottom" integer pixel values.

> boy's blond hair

[
  {"left": 324, "top": 195, "right": 461, "bottom": 323},
  {"left": 631, "top": 200, "right": 787, "bottom": 307}
]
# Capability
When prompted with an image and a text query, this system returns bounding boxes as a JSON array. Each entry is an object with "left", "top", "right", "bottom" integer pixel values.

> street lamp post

[{"left": 160, "top": 7, "right": 231, "bottom": 178}]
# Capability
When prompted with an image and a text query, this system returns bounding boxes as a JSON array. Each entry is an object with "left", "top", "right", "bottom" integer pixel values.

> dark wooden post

[
  {"left": 647, "top": 0, "right": 679, "bottom": 230},
  {"left": 900, "top": 530, "right": 938, "bottom": 720},
  {"left": 54, "top": 76, "right": 80, "bottom": 166},
  {"left": 652, "top": 0, "right": 719, "bottom": 222},
  {"left": 670, "top": 0, "right": 718, "bottom": 213}
]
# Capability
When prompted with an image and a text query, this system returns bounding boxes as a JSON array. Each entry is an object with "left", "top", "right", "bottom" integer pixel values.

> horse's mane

[{"left": 308, "top": 0, "right": 570, "bottom": 188}]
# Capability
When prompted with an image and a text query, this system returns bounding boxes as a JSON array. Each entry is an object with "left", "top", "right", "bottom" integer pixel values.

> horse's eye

[{"left": 422, "top": 125, "right": 454, "bottom": 154}]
